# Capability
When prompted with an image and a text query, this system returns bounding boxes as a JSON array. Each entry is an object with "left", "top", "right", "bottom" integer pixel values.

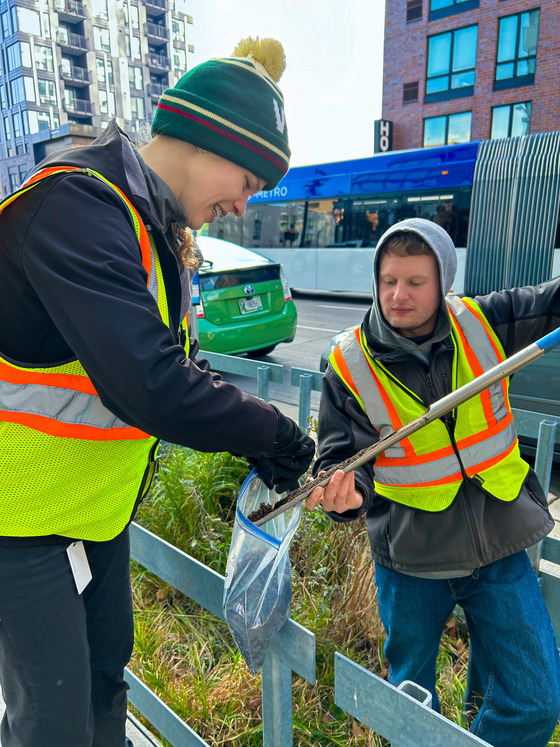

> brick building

[{"left": 382, "top": 0, "right": 560, "bottom": 150}]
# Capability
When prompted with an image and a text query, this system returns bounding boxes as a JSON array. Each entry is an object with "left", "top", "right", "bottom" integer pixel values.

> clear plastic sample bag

[{"left": 223, "top": 468, "right": 302, "bottom": 674}]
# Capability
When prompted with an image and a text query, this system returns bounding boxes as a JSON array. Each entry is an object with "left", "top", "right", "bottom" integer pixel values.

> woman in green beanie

[{"left": 0, "top": 37, "right": 314, "bottom": 747}]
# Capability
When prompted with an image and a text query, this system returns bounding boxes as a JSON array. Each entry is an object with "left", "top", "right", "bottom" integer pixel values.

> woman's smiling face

[{"left": 175, "top": 150, "right": 265, "bottom": 230}]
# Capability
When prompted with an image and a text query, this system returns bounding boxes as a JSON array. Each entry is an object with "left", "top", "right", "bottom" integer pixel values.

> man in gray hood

[{"left": 309, "top": 218, "right": 560, "bottom": 746}]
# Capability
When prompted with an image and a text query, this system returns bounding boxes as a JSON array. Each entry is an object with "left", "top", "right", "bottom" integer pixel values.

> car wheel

[{"left": 246, "top": 345, "right": 277, "bottom": 358}]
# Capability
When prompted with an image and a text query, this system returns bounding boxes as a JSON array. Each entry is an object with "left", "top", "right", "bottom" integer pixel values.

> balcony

[
  {"left": 60, "top": 64, "right": 91, "bottom": 87},
  {"left": 144, "top": 22, "right": 169, "bottom": 46},
  {"left": 63, "top": 98, "right": 95, "bottom": 117},
  {"left": 147, "top": 82, "right": 166, "bottom": 99},
  {"left": 146, "top": 52, "right": 171, "bottom": 71},
  {"left": 54, "top": 0, "right": 87, "bottom": 23},
  {"left": 143, "top": 0, "right": 168, "bottom": 17},
  {"left": 57, "top": 29, "right": 90, "bottom": 54}
]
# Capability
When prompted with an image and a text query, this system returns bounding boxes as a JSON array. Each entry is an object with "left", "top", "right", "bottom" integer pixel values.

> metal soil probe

[{"left": 251, "top": 327, "right": 560, "bottom": 527}]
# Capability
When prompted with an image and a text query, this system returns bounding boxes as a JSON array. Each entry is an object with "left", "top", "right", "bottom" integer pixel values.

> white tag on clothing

[{"left": 66, "top": 541, "right": 92, "bottom": 595}]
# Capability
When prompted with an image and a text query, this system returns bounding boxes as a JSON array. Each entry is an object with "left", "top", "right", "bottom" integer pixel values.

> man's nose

[{"left": 393, "top": 282, "right": 408, "bottom": 299}]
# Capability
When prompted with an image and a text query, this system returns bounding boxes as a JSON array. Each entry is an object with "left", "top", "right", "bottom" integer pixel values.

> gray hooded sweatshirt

[{"left": 315, "top": 218, "right": 557, "bottom": 577}]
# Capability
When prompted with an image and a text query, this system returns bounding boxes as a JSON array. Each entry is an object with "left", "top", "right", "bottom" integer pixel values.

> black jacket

[
  {"left": 0, "top": 121, "right": 277, "bottom": 460},
  {"left": 314, "top": 281, "right": 560, "bottom": 575}
]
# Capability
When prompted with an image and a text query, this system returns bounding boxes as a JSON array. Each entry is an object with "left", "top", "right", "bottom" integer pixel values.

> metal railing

[
  {"left": 143, "top": 0, "right": 168, "bottom": 10},
  {"left": 57, "top": 29, "right": 90, "bottom": 51},
  {"left": 146, "top": 52, "right": 171, "bottom": 70},
  {"left": 54, "top": 0, "right": 87, "bottom": 16},
  {"left": 144, "top": 22, "right": 170, "bottom": 41},
  {"left": 60, "top": 64, "right": 91, "bottom": 84},
  {"left": 126, "top": 354, "right": 560, "bottom": 746},
  {"left": 63, "top": 98, "right": 94, "bottom": 115},
  {"left": 147, "top": 82, "right": 166, "bottom": 98}
]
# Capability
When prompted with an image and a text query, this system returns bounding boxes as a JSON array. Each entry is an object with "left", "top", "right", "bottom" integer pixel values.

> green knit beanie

[{"left": 151, "top": 37, "right": 290, "bottom": 190}]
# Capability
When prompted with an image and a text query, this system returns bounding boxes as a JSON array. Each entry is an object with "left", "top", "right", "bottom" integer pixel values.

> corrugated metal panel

[{"left": 465, "top": 132, "right": 560, "bottom": 296}]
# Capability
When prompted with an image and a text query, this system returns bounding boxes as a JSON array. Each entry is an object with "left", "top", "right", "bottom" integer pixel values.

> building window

[
  {"left": 42, "top": 12, "right": 51, "bottom": 39},
  {"left": 495, "top": 10, "right": 539, "bottom": 89},
  {"left": 35, "top": 44, "right": 54, "bottom": 72},
  {"left": 423, "top": 111, "right": 472, "bottom": 146},
  {"left": 7, "top": 41, "right": 32, "bottom": 71},
  {"left": 38, "top": 79, "right": 57, "bottom": 106},
  {"left": 173, "top": 46, "right": 187, "bottom": 72},
  {"left": 403, "top": 81, "right": 419, "bottom": 103},
  {"left": 426, "top": 25, "right": 477, "bottom": 101},
  {"left": 36, "top": 111, "right": 52, "bottom": 132},
  {"left": 6, "top": 43, "right": 21, "bottom": 71},
  {"left": 99, "top": 89, "right": 116, "bottom": 116},
  {"left": 490, "top": 101, "right": 531, "bottom": 139},
  {"left": 172, "top": 18, "right": 185, "bottom": 42},
  {"left": 96, "top": 58, "right": 114, "bottom": 85},
  {"left": 131, "top": 95, "right": 145, "bottom": 120},
  {"left": 429, "top": 0, "right": 479, "bottom": 21},
  {"left": 1, "top": 11, "right": 11, "bottom": 39},
  {"left": 123, "top": 2, "right": 139, "bottom": 29},
  {"left": 0, "top": 85, "right": 6, "bottom": 109},
  {"left": 92, "top": 0, "right": 109, "bottom": 21},
  {"left": 406, "top": 0, "right": 423, "bottom": 22},
  {"left": 4, "top": 116, "right": 11, "bottom": 141},
  {"left": 9, "top": 170, "right": 19, "bottom": 193},
  {"left": 16, "top": 7, "right": 41, "bottom": 36},
  {"left": 10, "top": 76, "right": 34, "bottom": 104},
  {"left": 12, "top": 111, "right": 21, "bottom": 138},
  {"left": 93, "top": 26, "right": 111, "bottom": 53},
  {"left": 125, "top": 35, "right": 141, "bottom": 60},
  {"left": 128, "top": 65, "right": 143, "bottom": 91}
]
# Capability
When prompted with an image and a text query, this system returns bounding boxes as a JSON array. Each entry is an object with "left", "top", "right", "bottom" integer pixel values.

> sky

[{"left": 187, "top": 0, "right": 386, "bottom": 168}]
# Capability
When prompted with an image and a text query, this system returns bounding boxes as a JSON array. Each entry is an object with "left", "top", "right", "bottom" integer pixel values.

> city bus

[{"left": 203, "top": 133, "right": 560, "bottom": 296}]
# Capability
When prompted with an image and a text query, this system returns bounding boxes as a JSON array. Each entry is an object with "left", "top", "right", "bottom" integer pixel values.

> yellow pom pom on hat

[{"left": 151, "top": 36, "right": 290, "bottom": 189}]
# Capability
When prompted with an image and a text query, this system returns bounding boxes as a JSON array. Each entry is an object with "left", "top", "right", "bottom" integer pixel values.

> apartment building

[
  {"left": 381, "top": 0, "right": 559, "bottom": 150},
  {"left": 0, "top": 0, "right": 194, "bottom": 195}
]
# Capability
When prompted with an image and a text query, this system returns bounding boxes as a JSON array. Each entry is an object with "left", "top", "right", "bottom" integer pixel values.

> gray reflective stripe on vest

[
  {"left": 374, "top": 420, "right": 519, "bottom": 486},
  {"left": 446, "top": 295, "right": 509, "bottom": 423},
  {"left": 147, "top": 233, "right": 159, "bottom": 304},
  {"left": 0, "top": 379, "right": 133, "bottom": 430},
  {"left": 336, "top": 333, "right": 407, "bottom": 459}
]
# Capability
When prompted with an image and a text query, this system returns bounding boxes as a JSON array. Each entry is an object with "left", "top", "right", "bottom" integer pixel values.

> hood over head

[{"left": 362, "top": 218, "right": 457, "bottom": 364}]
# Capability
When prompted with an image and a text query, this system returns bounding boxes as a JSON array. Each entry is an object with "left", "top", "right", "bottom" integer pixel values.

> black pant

[{"left": 0, "top": 529, "right": 134, "bottom": 747}]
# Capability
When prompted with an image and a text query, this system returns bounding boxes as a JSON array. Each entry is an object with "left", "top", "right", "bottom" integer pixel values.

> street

[{"left": 211, "top": 290, "right": 372, "bottom": 420}]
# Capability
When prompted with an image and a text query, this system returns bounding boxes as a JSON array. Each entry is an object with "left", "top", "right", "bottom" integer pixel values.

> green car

[{"left": 194, "top": 236, "right": 297, "bottom": 357}]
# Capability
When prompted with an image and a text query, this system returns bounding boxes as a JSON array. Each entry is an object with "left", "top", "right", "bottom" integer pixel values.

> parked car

[
  {"left": 193, "top": 236, "right": 297, "bottom": 357},
  {"left": 319, "top": 325, "right": 560, "bottom": 457}
]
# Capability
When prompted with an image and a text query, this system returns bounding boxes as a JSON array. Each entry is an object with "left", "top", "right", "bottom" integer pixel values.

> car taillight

[
  {"left": 280, "top": 267, "right": 291, "bottom": 302},
  {"left": 196, "top": 299, "right": 205, "bottom": 318}
]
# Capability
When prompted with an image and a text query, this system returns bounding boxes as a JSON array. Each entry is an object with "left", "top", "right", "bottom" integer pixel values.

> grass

[{"left": 130, "top": 442, "right": 560, "bottom": 746}]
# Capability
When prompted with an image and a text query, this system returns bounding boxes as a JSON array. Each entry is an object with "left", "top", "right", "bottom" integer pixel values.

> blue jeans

[{"left": 375, "top": 551, "right": 560, "bottom": 747}]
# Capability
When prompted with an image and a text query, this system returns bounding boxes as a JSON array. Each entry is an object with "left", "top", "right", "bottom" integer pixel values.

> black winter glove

[{"left": 250, "top": 406, "right": 315, "bottom": 494}]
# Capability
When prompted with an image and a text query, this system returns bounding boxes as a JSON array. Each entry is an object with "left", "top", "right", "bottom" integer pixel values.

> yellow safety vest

[
  {"left": 0, "top": 166, "right": 184, "bottom": 540},
  {"left": 329, "top": 296, "right": 529, "bottom": 511}
]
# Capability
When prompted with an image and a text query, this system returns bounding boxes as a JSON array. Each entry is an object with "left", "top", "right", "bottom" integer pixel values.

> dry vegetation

[{"left": 130, "top": 443, "right": 560, "bottom": 746}]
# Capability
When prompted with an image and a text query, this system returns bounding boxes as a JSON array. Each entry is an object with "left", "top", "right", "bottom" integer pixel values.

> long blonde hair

[{"left": 175, "top": 226, "right": 198, "bottom": 268}]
